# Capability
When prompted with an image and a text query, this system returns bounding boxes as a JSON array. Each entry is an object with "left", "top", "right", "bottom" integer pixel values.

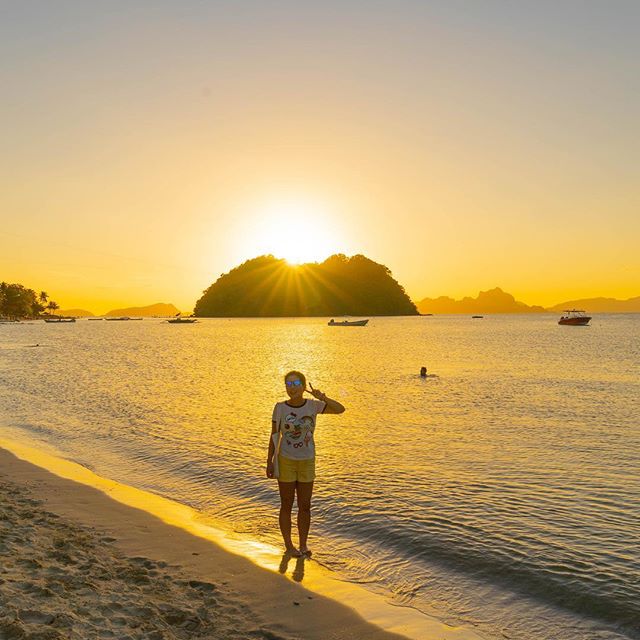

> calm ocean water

[{"left": 1, "top": 315, "right": 639, "bottom": 639}]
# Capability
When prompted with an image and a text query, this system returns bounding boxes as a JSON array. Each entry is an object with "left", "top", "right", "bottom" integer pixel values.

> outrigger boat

[
  {"left": 328, "top": 318, "right": 369, "bottom": 326},
  {"left": 558, "top": 310, "right": 591, "bottom": 326},
  {"left": 44, "top": 317, "right": 76, "bottom": 323}
]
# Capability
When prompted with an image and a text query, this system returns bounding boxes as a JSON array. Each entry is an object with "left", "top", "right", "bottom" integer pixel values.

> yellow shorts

[{"left": 277, "top": 455, "right": 316, "bottom": 483}]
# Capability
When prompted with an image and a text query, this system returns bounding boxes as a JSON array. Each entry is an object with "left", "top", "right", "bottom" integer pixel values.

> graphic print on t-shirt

[
  {"left": 283, "top": 411, "right": 314, "bottom": 450},
  {"left": 273, "top": 399, "right": 325, "bottom": 460}
]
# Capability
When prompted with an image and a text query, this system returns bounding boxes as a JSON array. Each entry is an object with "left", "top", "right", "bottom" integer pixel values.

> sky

[{"left": 1, "top": 0, "right": 638, "bottom": 313}]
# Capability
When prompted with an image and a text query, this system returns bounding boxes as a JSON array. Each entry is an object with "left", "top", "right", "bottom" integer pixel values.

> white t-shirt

[{"left": 272, "top": 399, "right": 326, "bottom": 460}]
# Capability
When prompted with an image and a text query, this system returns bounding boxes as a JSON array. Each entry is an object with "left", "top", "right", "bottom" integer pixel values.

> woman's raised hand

[{"left": 307, "top": 383, "right": 327, "bottom": 401}]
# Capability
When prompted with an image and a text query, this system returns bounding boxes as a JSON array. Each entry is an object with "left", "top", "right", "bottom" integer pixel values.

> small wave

[{"left": 330, "top": 514, "right": 640, "bottom": 633}]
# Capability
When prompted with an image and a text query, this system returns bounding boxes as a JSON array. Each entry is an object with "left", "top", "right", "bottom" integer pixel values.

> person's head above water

[
  {"left": 420, "top": 366, "right": 427, "bottom": 377},
  {"left": 284, "top": 370, "right": 306, "bottom": 401}
]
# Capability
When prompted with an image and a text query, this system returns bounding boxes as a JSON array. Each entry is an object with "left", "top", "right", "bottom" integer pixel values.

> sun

[{"left": 243, "top": 197, "right": 342, "bottom": 265}]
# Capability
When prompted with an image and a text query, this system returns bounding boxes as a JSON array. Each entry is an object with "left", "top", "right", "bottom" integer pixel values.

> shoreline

[{"left": 0, "top": 438, "right": 483, "bottom": 640}]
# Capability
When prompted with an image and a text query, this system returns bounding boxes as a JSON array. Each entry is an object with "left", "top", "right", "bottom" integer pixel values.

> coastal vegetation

[
  {"left": 194, "top": 254, "right": 418, "bottom": 317},
  {"left": 0, "top": 283, "right": 60, "bottom": 320}
]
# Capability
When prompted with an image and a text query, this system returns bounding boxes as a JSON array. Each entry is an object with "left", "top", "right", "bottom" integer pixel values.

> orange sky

[{"left": 1, "top": 2, "right": 638, "bottom": 313}]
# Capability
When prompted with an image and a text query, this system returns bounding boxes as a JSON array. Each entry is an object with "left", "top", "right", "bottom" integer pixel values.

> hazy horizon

[
  {"left": 47, "top": 275, "right": 639, "bottom": 316},
  {"left": 2, "top": 1, "right": 638, "bottom": 312}
]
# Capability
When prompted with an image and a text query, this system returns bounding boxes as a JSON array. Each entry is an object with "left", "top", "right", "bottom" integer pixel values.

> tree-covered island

[
  {"left": 194, "top": 254, "right": 418, "bottom": 317},
  {"left": 0, "top": 283, "right": 61, "bottom": 320}
]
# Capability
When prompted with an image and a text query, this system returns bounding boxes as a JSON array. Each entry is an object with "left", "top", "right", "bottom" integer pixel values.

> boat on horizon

[
  {"left": 558, "top": 310, "right": 591, "bottom": 326},
  {"left": 167, "top": 313, "right": 197, "bottom": 324},
  {"left": 328, "top": 318, "right": 369, "bottom": 326},
  {"left": 106, "top": 317, "right": 131, "bottom": 321},
  {"left": 44, "top": 317, "right": 76, "bottom": 323},
  {"left": 472, "top": 315, "right": 484, "bottom": 319}
]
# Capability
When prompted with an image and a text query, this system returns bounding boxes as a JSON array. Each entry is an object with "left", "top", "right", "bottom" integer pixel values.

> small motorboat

[
  {"left": 472, "top": 315, "right": 484, "bottom": 319},
  {"left": 328, "top": 318, "right": 369, "bottom": 326},
  {"left": 44, "top": 317, "right": 76, "bottom": 323},
  {"left": 168, "top": 313, "right": 197, "bottom": 324},
  {"left": 558, "top": 310, "right": 591, "bottom": 326}
]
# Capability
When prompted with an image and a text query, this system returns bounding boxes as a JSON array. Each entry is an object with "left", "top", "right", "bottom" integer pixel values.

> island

[
  {"left": 105, "top": 303, "right": 181, "bottom": 317},
  {"left": 194, "top": 254, "right": 418, "bottom": 317},
  {"left": 417, "top": 287, "right": 546, "bottom": 315}
]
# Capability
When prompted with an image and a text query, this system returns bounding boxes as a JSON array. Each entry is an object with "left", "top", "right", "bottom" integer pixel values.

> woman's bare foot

[
  {"left": 300, "top": 547, "right": 312, "bottom": 557},
  {"left": 285, "top": 546, "right": 303, "bottom": 558}
]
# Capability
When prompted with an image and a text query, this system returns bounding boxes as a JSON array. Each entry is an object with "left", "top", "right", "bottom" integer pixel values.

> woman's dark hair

[{"left": 284, "top": 370, "right": 306, "bottom": 387}]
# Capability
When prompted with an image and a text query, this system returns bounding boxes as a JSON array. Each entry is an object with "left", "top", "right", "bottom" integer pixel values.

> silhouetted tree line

[
  {"left": 194, "top": 254, "right": 418, "bottom": 317},
  {"left": 0, "top": 282, "right": 59, "bottom": 319}
]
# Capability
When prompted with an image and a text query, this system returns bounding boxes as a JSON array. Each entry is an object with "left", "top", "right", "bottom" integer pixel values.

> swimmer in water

[{"left": 420, "top": 366, "right": 427, "bottom": 377}]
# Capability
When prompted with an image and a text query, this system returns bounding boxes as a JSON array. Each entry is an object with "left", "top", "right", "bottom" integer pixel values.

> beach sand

[{"left": 0, "top": 445, "right": 482, "bottom": 640}]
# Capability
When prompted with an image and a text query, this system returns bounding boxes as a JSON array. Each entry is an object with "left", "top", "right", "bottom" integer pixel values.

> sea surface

[{"left": 1, "top": 315, "right": 639, "bottom": 640}]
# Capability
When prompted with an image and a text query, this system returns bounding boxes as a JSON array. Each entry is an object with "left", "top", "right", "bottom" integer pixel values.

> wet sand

[{"left": 0, "top": 444, "right": 481, "bottom": 639}]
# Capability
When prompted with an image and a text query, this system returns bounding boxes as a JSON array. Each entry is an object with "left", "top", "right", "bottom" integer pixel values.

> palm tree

[{"left": 47, "top": 301, "right": 60, "bottom": 316}]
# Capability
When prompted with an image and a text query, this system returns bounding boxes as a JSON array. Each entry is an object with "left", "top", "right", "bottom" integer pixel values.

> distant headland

[
  {"left": 547, "top": 296, "right": 640, "bottom": 313},
  {"left": 104, "top": 303, "right": 180, "bottom": 318},
  {"left": 194, "top": 254, "right": 418, "bottom": 317},
  {"left": 417, "top": 288, "right": 546, "bottom": 314},
  {"left": 417, "top": 288, "right": 640, "bottom": 314},
  {"left": 58, "top": 308, "right": 95, "bottom": 317}
]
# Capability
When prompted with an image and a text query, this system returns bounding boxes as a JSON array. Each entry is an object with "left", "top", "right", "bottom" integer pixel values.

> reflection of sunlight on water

[{"left": 1, "top": 316, "right": 639, "bottom": 640}]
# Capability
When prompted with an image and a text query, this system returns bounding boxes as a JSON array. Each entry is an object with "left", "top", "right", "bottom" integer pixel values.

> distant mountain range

[
  {"left": 105, "top": 303, "right": 180, "bottom": 317},
  {"left": 59, "top": 290, "right": 640, "bottom": 319},
  {"left": 417, "top": 288, "right": 546, "bottom": 314},
  {"left": 547, "top": 296, "right": 640, "bottom": 313},
  {"left": 417, "top": 289, "right": 640, "bottom": 314},
  {"left": 59, "top": 303, "right": 180, "bottom": 317},
  {"left": 59, "top": 308, "right": 95, "bottom": 317}
]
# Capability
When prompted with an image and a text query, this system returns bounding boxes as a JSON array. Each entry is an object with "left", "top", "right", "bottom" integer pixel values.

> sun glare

[{"left": 243, "top": 197, "right": 342, "bottom": 265}]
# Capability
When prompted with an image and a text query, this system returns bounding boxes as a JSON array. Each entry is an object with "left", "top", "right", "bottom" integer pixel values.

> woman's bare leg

[
  {"left": 278, "top": 481, "right": 300, "bottom": 554},
  {"left": 296, "top": 481, "right": 314, "bottom": 555}
]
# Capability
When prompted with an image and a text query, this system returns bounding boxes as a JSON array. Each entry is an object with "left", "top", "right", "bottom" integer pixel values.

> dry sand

[{"left": 0, "top": 445, "right": 483, "bottom": 640}]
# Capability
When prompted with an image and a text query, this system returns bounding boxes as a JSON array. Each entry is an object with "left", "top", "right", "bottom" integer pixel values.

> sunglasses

[{"left": 285, "top": 379, "right": 304, "bottom": 387}]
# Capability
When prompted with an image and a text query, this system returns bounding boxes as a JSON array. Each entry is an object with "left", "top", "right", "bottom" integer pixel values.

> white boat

[{"left": 328, "top": 318, "right": 369, "bottom": 326}]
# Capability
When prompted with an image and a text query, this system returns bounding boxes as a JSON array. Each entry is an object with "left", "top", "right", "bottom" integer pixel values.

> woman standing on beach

[{"left": 266, "top": 370, "right": 345, "bottom": 557}]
